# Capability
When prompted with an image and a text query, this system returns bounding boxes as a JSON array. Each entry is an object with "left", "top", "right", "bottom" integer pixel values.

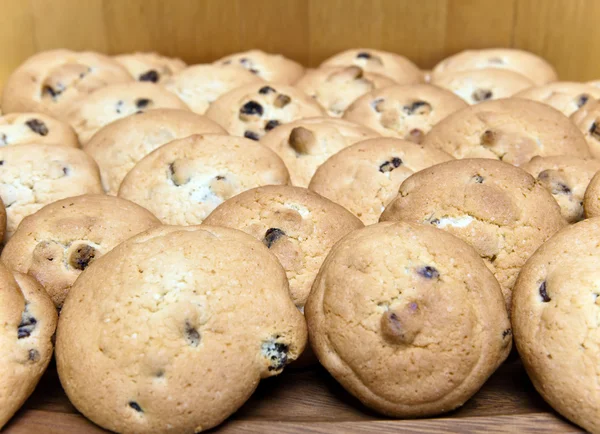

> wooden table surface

[{"left": 3, "top": 358, "right": 582, "bottom": 434}]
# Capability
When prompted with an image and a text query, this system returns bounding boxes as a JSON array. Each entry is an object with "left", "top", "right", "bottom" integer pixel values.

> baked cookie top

[
  {"left": 114, "top": 52, "right": 186, "bottom": 83},
  {"left": 216, "top": 50, "right": 304, "bottom": 84},
  {"left": 515, "top": 81, "right": 600, "bottom": 116},
  {"left": 0, "top": 113, "right": 78, "bottom": 148},
  {"left": 570, "top": 99, "right": 600, "bottom": 159}
]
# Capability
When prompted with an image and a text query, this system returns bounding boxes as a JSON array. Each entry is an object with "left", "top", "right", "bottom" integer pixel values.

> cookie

[
  {"left": 205, "top": 83, "right": 325, "bottom": 140},
  {"left": 432, "top": 68, "right": 534, "bottom": 104},
  {"left": 294, "top": 66, "right": 396, "bottom": 117},
  {"left": 515, "top": 81, "right": 600, "bottom": 116},
  {"left": 118, "top": 134, "right": 290, "bottom": 225},
  {"left": 0, "top": 263, "right": 57, "bottom": 429},
  {"left": 308, "top": 137, "right": 453, "bottom": 224},
  {"left": 204, "top": 185, "right": 363, "bottom": 309},
  {"left": 1, "top": 49, "right": 132, "bottom": 120},
  {"left": 582, "top": 171, "right": 600, "bottom": 218},
  {"left": 305, "top": 221, "right": 511, "bottom": 417},
  {"left": 522, "top": 155, "right": 600, "bottom": 223},
  {"left": 570, "top": 99, "right": 600, "bottom": 158},
  {"left": 66, "top": 82, "right": 189, "bottom": 143},
  {"left": 0, "top": 144, "right": 103, "bottom": 240},
  {"left": 422, "top": 98, "right": 590, "bottom": 166},
  {"left": 259, "top": 117, "right": 379, "bottom": 187},
  {"left": 380, "top": 158, "right": 566, "bottom": 309},
  {"left": 114, "top": 52, "right": 186, "bottom": 83},
  {"left": 0, "top": 197, "right": 6, "bottom": 242},
  {"left": 1, "top": 194, "right": 161, "bottom": 308},
  {"left": 432, "top": 49, "right": 558, "bottom": 86},
  {"left": 512, "top": 218, "right": 600, "bottom": 433},
  {"left": 0, "top": 112, "right": 78, "bottom": 148},
  {"left": 343, "top": 84, "right": 467, "bottom": 142},
  {"left": 216, "top": 50, "right": 304, "bottom": 84},
  {"left": 163, "top": 64, "right": 265, "bottom": 114},
  {"left": 320, "top": 49, "right": 423, "bottom": 84},
  {"left": 56, "top": 225, "right": 307, "bottom": 433},
  {"left": 83, "top": 109, "right": 226, "bottom": 195}
]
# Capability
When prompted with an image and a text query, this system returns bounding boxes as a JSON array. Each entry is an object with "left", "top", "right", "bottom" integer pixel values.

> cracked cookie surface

[
  {"left": 114, "top": 52, "right": 186, "bottom": 84},
  {"left": 216, "top": 50, "right": 304, "bottom": 84},
  {"left": 0, "top": 112, "right": 78, "bottom": 148},
  {"left": 516, "top": 81, "right": 600, "bottom": 116}
]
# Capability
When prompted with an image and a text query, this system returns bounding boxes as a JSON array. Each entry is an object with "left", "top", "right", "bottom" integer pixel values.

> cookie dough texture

[
  {"left": 216, "top": 50, "right": 304, "bottom": 84},
  {"left": 522, "top": 156, "right": 600, "bottom": 223},
  {"left": 380, "top": 159, "right": 566, "bottom": 309},
  {"left": 343, "top": 84, "right": 467, "bottom": 142},
  {"left": 0, "top": 113, "right": 78, "bottom": 148},
  {"left": 204, "top": 185, "right": 363, "bottom": 308},
  {"left": 83, "top": 109, "right": 226, "bottom": 195},
  {"left": 1, "top": 194, "right": 161, "bottom": 308},
  {"left": 583, "top": 171, "right": 600, "bottom": 218},
  {"left": 114, "top": 52, "right": 186, "bottom": 83},
  {"left": 516, "top": 82, "right": 600, "bottom": 116},
  {"left": 309, "top": 138, "right": 453, "bottom": 224},
  {"left": 295, "top": 66, "right": 396, "bottom": 117},
  {"left": 118, "top": 134, "right": 290, "bottom": 225},
  {"left": 0, "top": 144, "right": 103, "bottom": 240},
  {"left": 422, "top": 98, "right": 590, "bottom": 166},
  {"left": 2, "top": 49, "right": 132, "bottom": 120},
  {"left": 0, "top": 263, "right": 57, "bottom": 429},
  {"left": 305, "top": 221, "right": 511, "bottom": 417},
  {"left": 56, "top": 225, "right": 307, "bottom": 433},
  {"left": 571, "top": 99, "right": 600, "bottom": 158},
  {"left": 512, "top": 218, "right": 600, "bottom": 433},
  {"left": 260, "top": 117, "right": 379, "bottom": 187},
  {"left": 432, "top": 49, "right": 558, "bottom": 86}
]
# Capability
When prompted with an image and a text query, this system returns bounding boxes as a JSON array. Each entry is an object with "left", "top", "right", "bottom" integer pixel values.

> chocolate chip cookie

[
  {"left": 56, "top": 225, "right": 307, "bottom": 433},
  {"left": 516, "top": 81, "right": 600, "bottom": 116},
  {"left": 571, "top": 99, "right": 600, "bottom": 158},
  {"left": 305, "top": 221, "right": 511, "bottom": 417},
  {"left": 1, "top": 194, "right": 161, "bottom": 308},
  {"left": 0, "top": 112, "right": 78, "bottom": 148},
  {"left": 114, "top": 52, "right": 186, "bottom": 83},
  {"left": 216, "top": 50, "right": 304, "bottom": 84}
]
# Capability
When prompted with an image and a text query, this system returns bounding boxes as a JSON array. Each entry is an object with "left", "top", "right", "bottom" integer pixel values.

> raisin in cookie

[
  {"left": 582, "top": 171, "right": 600, "bottom": 218},
  {"left": 0, "top": 263, "right": 57, "bottom": 429},
  {"left": 204, "top": 185, "right": 363, "bottom": 309},
  {"left": 432, "top": 49, "right": 558, "bottom": 86},
  {"left": 0, "top": 113, "right": 78, "bottom": 148},
  {"left": 83, "top": 109, "right": 226, "bottom": 195},
  {"left": 205, "top": 83, "right": 325, "bottom": 140},
  {"left": 522, "top": 155, "right": 600, "bottom": 223},
  {"left": 0, "top": 144, "right": 103, "bottom": 240},
  {"left": 515, "top": 82, "right": 600, "bottom": 116},
  {"left": 114, "top": 52, "right": 186, "bottom": 83},
  {"left": 163, "top": 64, "right": 265, "bottom": 114},
  {"left": 295, "top": 66, "right": 396, "bottom": 117},
  {"left": 2, "top": 49, "right": 132, "bottom": 120},
  {"left": 381, "top": 159, "right": 566, "bottom": 309},
  {"left": 66, "top": 82, "right": 189, "bottom": 143},
  {"left": 305, "top": 221, "right": 511, "bottom": 417},
  {"left": 571, "top": 99, "right": 600, "bottom": 158},
  {"left": 422, "top": 98, "right": 590, "bottom": 166},
  {"left": 56, "top": 225, "right": 307, "bottom": 433},
  {"left": 309, "top": 138, "right": 453, "bottom": 224},
  {"left": 320, "top": 49, "right": 423, "bottom": 84},
  {"left": 512, "top": 218, "right": 600, "bottom": 433},
  {"left": 259, "top": 117, "right": 379, "bottom": 187},
  {"left": 216, "top": 50, "right": 304, "bottom": 84},
  {"left": 119, "top": 134, "right": 290, "bottom": 225},
  {"left": 432, "top": 68, "right": 534, "bottom": 105},
  {"left": 1, "top": 194, "right": 161, "bottom": 308}
]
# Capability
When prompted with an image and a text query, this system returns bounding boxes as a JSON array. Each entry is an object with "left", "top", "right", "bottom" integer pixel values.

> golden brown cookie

[
  {"left": 582, "top": 171, "right": 600, "bottom": 218},
  {"left": 0, "top": 113, "right": 78, "bottom": 148},
  {"left": 516, "top": 81, "right": 600, "bottom": 116},
  {"left": 216, "top": 50, "right": 304, "bottom": 84},
  {"left": 114, "top": 52, "right": 186, "bottom": 83},
  {"left": 571, "top": 99, "right": 600, "bottom": 158}
]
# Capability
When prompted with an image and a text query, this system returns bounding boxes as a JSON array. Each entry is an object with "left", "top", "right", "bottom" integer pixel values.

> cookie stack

[{"left": 0, "top": 46, "right": 599, "bottom": 433}]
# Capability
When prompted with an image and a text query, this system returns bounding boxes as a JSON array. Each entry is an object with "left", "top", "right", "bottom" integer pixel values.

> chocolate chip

[
  {"left": 43, "top": 85, "right": 60, "bottom": 99},
  {"left": 263, "top": 228, "right": 286, "bottom": 248},
  {"left": 18, "top": 305, "right": 37, "bottom": 339},
  {"left": 554, "top": 183, "right": 571, "bottom": 195},
  {"left": 244, "top": 131, "right": 260, "bottom": 141},
  {"left": 249, "top": 68, "right": 259, "bottom": 74},
  {"left": 274, "top": 94, "right": 291, "bottom": 108},
  {"left": 168, "top": 161, "right": 189, "bottom": 185},
  {"left": 185, "top": 322, "right": 200, "bottom": 347},
  {"left": 429, "top": 218, "right": 440, "bottom": 225},
  {"left": 129, "top": 401, "right": 143, "bottom": 413},
  {"left": 379, "top": 157, "right": 403, "bottom": 173},
  {"left": 0, "top": 160, "right": 4, "bottom": 166},
  {"left": 539, "top": 281, "right": 551, "bottom": 302},
  {"left": 261, "top": 339, "right": 289, "bottom": 371},
  {"left": 28, "top": 349, "right": 40, "bottom": 362},
  {"left": 215, "top": 175, "right": 225, "bottom": 181},
  {"left": 481, "top": 130, "right": 496, "bottom": 146},
  {"left": 473, "top": 175, "right": 484, "bottom": 183},
  {"left": 259, "top": 86, "right": 275, "bottom": 95},
  {"left": 576, "top": 94, "right": 590, "bottom": 108},
  {"left": 136, "top": 98, "right": 151, "bottom": 109},
  {"left": 69, "top": 245, "right": 96, "bottom": 270},
  {"left": 407, "top": 128, "right": 424, "bottom": 144},
  {"left": 62, "top": 167, "right": 69, "bottom": 176},
  {"left": 265, "top": 120, "right": 280, "bottom": 131},
  {"left": 356, "top": 52, "right": 371, "bottom": 59},
  {"left": 240, "top": 100, "right": 264, "bottom": 116},
  {"left": 502, "top": 328, "right": 512, "bottom": 338},
  {"left": 417, "top": 266, "right": 439, "bottom": 279},
  {"left": 0, "top": 134, "right": 5, "bottom": 145},
  {"left": 590, "top": 122, "right": 600, "bottom": 141},
  {"left": 403, "top": 101, "right": 432, "bottom": 115},
  {"left": 371, "top": 98, "right": 384, "bottom": 112},
  {"left": 139, "top": 70, "right": 159, "bottom": 83},
  {"left": 25, "top": 119, "right": 49, "bottom": 136},
  {"left": 115, "top": 100, "right": 124, "bottom": 114},
  {"left": 472, "top": 88, "right": 493, "bottom": 102}
]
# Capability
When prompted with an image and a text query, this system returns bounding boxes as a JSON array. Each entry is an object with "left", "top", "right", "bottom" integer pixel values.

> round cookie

[
  {"left": 0, "top": 263, "right": 57, "bottom": 429},
  {"left": 216, "top": 50, "right": 304, "bottom": 84},
  {"left": 432, "top": 49, "right": 558, "bottom": 86},
  {"left": 204, "top": 185, "right": 363, "bottom": 309},
  {"left": 259, "top": 117, "right": 379, "bottom": 187},
  {"left": 114, "top": 52, "right": 186, "bottom": 83},
  {"left": 380, "top": 159, "right": 566, "bottom": 309},
  {"left": 343, "top": 84, "right": 467, "bottom": 143},
  {"left": 571, "top": 99, "right": 600, "bottom": 158},
  {"left": 320, "top": 48, "right": 423, "bottom": 84},
  {"left": 422, "top": 98, "right": 590, "bottom": 166},
  {"left": 305, "top": 221, "right": 511, "bottom": 417},
  {"left": 118, "top": 134, "right": 290, "bottom": 225},
  {"left": 512, "top": 218, "right": 600, "bottom": 433},
  {"left": 56, "top": 225, "right": 307, "bottom": 433},
  {"left": 1, "top": 194, "right": 161, "bottom": 308},
  {"left": 1, "top": 49, "right": 132, "bottom": 120},
  {"left": 515, "top": 81, "right": 600, "bottom": 116},
  {"left": 163, "top": 64, "right": 265, "bottom": 114},
  {"left": 205, "top": 83, "right": 325, "bottom": 140},
  {"left": 0, "top": 144, "right": 103, "bottom": 240},
  {"left": 432, "top": 68, "right": 534, "bottom": 104},
  {"left": 66, "top": 82, "right": 189, "bottom": 143},
  {"left": 582, "top": 171, "right": 600, "bottom": 218},
  {"left": 0, "top": 113, "right": 78, "bottom": 148},
  {"left": 309, "top": 138, "right": 453, "bottom": 224},
  {"left": 522, "top": 155, "right": 600, "bottom": 223},
  {"left": 295, "top": 66, "right": 396, "bottom": 117},
  {"left": 83, "top": 109, "right": 226, "bottom": 195}
]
